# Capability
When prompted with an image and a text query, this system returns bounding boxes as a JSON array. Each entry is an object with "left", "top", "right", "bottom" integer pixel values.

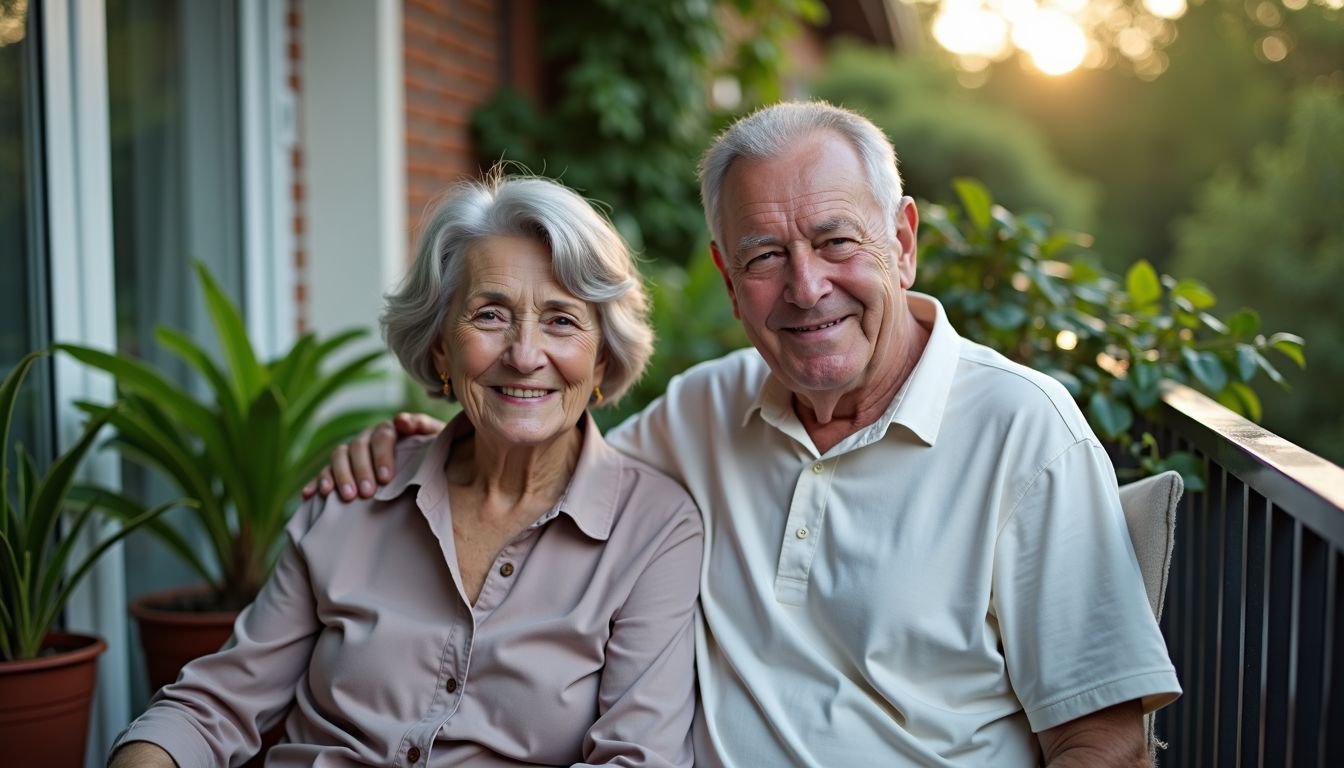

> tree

[
  {"left": 810, "top": 44, "right": 1098, "bottom": 230},
  {"left": 1173, "top": 85, "right": 1343, "bottom": 462}
]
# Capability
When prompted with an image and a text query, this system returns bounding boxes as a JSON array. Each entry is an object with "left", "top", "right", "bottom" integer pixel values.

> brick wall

[
  {"left": 403, "top": 0, "right": 503, "bottom": 254},
  {"left": 287, "top": 0, "right": 309, "bottom": 334}
]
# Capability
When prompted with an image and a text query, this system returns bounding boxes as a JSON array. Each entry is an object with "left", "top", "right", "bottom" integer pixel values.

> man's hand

[
  {"left": 1037, "top": 699, "right": 1149, "bottom": 767},
  {"left": 301, "top": 412, "right": 446, "bottom": 501},
  {"left": 108, "top": 741, "right": 178, "bottom": 768}
]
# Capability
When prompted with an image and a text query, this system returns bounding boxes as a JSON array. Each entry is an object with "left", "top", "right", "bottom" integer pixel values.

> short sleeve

[{"left": 993, "top": 440, "right": 1181, "bottom": 732}]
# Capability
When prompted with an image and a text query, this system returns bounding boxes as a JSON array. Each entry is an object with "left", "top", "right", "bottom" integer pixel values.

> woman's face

[{"left": 433, "top": 235, "right": 606, "bottom": 449}]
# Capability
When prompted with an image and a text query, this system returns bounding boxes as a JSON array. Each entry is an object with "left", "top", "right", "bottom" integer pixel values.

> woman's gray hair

[
  {"left": 382, "top": 174, "right": 653, "bottom": 407},
  {"left": 698, "top": 100, "right": 904, "bottom": 246}
]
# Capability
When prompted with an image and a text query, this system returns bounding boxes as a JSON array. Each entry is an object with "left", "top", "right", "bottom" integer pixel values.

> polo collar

[
  {"left": 373, "top": 411, "right": 621, "bottom": 541},
  {"left": 742, "top": 292, "right": 961, "bottom": 448}
]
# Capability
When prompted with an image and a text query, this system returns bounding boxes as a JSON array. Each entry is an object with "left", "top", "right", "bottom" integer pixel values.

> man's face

[{"left": 711, "top": 131, "right": 918, "bottom": 402}]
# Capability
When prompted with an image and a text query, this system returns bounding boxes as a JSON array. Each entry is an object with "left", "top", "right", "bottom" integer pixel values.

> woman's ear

[
  {"left": 593, "top": 348, "right": 609, "bottom": 391},
  {"left": 430, "top": 334, "right": 452, "bottom": 378}
]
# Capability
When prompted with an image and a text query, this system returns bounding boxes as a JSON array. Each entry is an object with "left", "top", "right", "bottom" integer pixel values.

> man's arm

[
  {"left": 1037, "top": 700, "right": 1149, "bottom": 767},
  {"left": 108, "top": 741, "right": 177, "bottom": 768},
  {"left": 301, "top": 413, "right": 443, "bottom": 500}
]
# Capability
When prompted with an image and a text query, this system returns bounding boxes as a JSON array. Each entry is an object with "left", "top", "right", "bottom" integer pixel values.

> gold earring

[
  {"left": 440, "top": 371, "right": 451, "bottom": 397},
  {"left": 592, "top": 386, "right": 604, "bottom": 405}
]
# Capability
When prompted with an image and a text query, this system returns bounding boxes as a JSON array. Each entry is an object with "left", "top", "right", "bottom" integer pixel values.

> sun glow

[
  {"left": 928, "top": 0, "right": 1185, "bottom": 77},
  {"left": 1016, "top": 10, "right": 1089, "bottom": 74}
]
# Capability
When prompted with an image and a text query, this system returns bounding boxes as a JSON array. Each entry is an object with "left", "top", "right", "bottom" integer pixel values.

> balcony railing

[{"left": 1148, "top": 383, "right": 1344, "bottom": 767}]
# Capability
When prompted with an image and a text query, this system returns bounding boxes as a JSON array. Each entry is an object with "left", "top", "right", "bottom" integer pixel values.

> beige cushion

[
  {"left": 1117, "top": 470, "right": 1183, "bottom": 761},
  {"left": 1118, "top": 471, "right": 1183, "bottom": 621}
]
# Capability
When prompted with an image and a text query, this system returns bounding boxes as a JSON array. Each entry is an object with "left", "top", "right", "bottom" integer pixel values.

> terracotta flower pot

[
  {"left": 0, "top": 631, "right": 106, "bottom": 768},
  {"left": 130, "top": 586, "right": 281, "bottom": 766},
  {"left": 129, "top": 585, "right": 239, "bottom": 692}
]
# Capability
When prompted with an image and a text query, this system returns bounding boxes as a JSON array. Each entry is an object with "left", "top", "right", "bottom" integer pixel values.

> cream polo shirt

[{"left": 606, "top": 292, "right": 1180, "bottom": 767}]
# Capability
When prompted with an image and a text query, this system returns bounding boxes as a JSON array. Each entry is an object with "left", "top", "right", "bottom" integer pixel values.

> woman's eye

[{"left": 476, "top": 309, "right": 503, "bottom": 322}]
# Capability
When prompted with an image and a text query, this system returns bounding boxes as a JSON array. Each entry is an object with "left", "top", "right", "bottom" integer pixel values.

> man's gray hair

[
  {"left": 698, "top": 101, "right": 904, "bottom": 246},
  {"left": 382, "top": 174, "right": 653, "bottom": 406}
]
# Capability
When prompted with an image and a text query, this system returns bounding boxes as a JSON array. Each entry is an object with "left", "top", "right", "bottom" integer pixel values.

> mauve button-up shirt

[{"left": 112, "top": 414, "right": 703, "bottom": 767}]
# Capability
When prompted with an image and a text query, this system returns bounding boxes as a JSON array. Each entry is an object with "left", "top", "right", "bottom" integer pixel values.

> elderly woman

[{"left": 109, "top": 176, "right": 703, "bottom": 767}]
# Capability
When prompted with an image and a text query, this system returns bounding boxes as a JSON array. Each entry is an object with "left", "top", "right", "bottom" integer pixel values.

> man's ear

[
  {"left": 709, "top": 242, "right": 741, "bottom": 320},
  {"left": 893, "top": 197, "right": 919, "bottom": 290}
]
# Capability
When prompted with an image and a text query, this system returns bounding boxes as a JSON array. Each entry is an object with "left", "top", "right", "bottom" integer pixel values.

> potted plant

[
  {"left": 57, "top": 263, "right": 390, "bottom": 695},
  {"left": 1, "top": 352, "right": 175, "bottom": 767}
]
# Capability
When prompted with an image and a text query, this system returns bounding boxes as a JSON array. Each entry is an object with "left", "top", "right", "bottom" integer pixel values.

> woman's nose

[{"left": 504, "top": 323, "right": 546, "bottom": 372}]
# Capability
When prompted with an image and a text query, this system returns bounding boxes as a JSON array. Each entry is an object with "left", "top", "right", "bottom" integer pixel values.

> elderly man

[{"left": 315, "top": 102, "right": 1179, "bottom": 766}]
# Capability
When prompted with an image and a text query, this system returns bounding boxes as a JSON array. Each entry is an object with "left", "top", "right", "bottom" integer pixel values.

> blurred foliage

[
  {"left": 903, "top": 0, "right": 1343, "bottom": 460},
  {"left": 919, "top": 179, "right": 1305, "bottom": 488},
  {"left": 811, "top": 44, "right": 1098, "bottom": 231},
  {"left": 472, "top": 0, "right": 824, "bottom": 265},
  {"left": 1173, "top": 85, "right": 1344, "bottom": 462},
  {"left": 971, "top": 0, "right": 1344, "bottom": 273}
]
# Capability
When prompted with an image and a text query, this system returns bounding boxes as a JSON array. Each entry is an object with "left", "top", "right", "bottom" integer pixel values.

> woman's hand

[
  {"left": 302, "top": 412, "right": 446, "bottom": 500},
  {"left": 108, "top": 741, "right": 178, "bottom": 768}
]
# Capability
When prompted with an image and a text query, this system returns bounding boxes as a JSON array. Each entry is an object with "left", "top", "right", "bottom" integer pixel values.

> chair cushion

[{"left": 1118, "top": 470, "right": 1183, "bottom": 621}]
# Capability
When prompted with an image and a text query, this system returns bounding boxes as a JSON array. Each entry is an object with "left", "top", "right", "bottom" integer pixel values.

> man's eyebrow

[
  {"left": 734, "top": 233, "right": 783, "bottom": 255},
  {"left": 809, "top": 216, "right": 862, "bottom": 236}
]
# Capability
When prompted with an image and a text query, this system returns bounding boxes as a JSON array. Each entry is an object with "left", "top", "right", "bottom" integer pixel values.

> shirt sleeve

[
  {"left": 110, "top": 497, "right": 326, "bottom": 767},
  {"left": 576, "top": 497, "right": 704, "bottom": 767},
  {"left": 605, "top": 386, "right": 682, "bottom": 480},
  {"left": 993, "top": 439, "right": 1181, "bottom": 733}
]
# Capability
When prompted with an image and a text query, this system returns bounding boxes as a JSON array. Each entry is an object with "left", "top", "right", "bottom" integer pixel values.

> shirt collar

[
  {"left": 374, "top": 411, "right": 622, "bottom": 541},
  {"left": 742, "top": 291, "right": 961, "bottom": 448}
]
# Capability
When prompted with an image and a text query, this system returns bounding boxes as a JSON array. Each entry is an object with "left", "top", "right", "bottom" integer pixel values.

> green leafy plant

[
  {"left": 918, "top": 179, "right": 1306, "bottom": 490},
  {"left": 57, "top": 264, "right": 390, "bottom": 609},
  {"left": 1, "top": 352, "right": 174, "bottom": 660}
]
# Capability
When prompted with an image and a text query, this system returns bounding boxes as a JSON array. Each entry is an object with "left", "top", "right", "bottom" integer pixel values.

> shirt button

[
  {"left": 499, "top": 562, "right": 515, "bottom": 577},
  {"left": 407, "top": 746, "right": 421, "bottom": 763},
  {"left": 796, "top": 527, "right": 809, "bottom": 539},
  {"left": 446, "top": 677, "right": 458, "bottom": 693},
  {"left": 812, "top": 462, "right": 823, "bottom": 473}
]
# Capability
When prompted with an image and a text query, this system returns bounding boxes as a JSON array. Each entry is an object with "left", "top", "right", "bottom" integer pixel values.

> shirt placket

[
  {"left": 408, "top": 522, "right": 545, "bottom": 764},
  {"left": 773, "top": 456, "right": 836, "bottom": 605}
]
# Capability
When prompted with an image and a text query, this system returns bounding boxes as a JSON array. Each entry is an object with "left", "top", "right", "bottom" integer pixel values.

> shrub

[{"left": 918, "top": 179, "right": 1306, "bottom": 488}]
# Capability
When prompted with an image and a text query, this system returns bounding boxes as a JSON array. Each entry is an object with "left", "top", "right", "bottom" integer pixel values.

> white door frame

[{"left": 40, "top": 0, "right": 296, "bottom": 762}]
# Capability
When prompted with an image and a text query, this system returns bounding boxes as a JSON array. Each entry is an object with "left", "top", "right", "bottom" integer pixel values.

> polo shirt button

[
  {"left": 499, "top": 562, "right": 515, "bottom": 577},
  {"left": 796, "top": 527, "right": 809, "bottom": 539},
  {"left": 407, "top": 746, "right": 421, "bottom": 763},
  {"left": 812, "top": 462, "right": 823, "bottom": 473},
  {"left": 446, "top": 677, "right": 458, "bottom": 693}
]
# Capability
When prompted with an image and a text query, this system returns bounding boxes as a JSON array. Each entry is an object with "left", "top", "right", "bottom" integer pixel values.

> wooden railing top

[{"left": 1160, "top": 381, "right": 1344, "bottom": 545}]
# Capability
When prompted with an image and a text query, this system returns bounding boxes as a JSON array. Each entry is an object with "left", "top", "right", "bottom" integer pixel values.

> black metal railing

[{"left": 1148, "top": 383, "right": 1344, "bottom": 767}]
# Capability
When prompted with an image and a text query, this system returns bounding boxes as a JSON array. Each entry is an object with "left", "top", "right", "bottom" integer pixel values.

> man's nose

[{"left": 785, "top": 250, "right": 830, "bottom": 309}]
